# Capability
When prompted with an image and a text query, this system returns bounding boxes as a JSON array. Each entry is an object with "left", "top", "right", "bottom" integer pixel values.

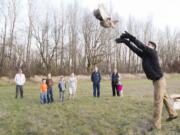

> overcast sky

[
  {"left": 45, "top": 0, "right": 180, "bottom": 30},
  {"left": 1, "top": 0, "right": 179, "bottom": 31}
]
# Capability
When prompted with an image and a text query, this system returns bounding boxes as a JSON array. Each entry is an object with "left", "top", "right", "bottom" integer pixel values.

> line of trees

[{"left": 0, "top": 0, "right": 180, "bottom": 77}]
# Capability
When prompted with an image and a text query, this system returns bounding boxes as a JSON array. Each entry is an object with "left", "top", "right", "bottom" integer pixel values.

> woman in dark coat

[{"left": 111, "top": 68, "right": 120, "bottom": 96}]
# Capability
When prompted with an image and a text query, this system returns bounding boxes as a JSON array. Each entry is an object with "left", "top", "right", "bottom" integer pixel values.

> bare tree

[
  {"left": 32, "top": 13, "right": 57, "bottom": 72},
  {"left": 82, "top": 12, "right": 115, "bottom": 73},
  {"left": 7, "top": 0, "right": 19, "bottom": 69},
  {"left": 0, "top": 2, "right": 8, "bottom": 74},
  {"left": 67, "top": 1, "right": 79, "bottom": 73}
]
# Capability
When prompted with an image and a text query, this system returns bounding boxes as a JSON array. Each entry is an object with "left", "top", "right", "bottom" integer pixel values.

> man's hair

[{"left": 149, "top": 41, "right": 156, "bottom": 49}]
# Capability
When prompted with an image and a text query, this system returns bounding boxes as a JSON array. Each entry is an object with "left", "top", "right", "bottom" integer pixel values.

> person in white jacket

[{"left": 14, "top": 68, "right": 26, "bottom": 98}]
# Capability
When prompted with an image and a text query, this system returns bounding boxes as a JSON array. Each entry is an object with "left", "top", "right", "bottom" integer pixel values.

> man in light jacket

[{"left": 14, "top": 68, "right": 26, "bottom": 99}]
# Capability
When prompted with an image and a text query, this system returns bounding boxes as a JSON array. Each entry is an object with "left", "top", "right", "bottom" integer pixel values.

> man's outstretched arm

[
  {"left": 121, "top": 31, "right": 154, "bottom": 55},
  {"left": 115, "top": 38, "right": 143, "bottom": 58},
  {"left": 133, "top": 39, "right": 154, "bottom": 54}
]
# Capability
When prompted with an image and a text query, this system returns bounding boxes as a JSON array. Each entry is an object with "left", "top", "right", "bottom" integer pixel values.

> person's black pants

[
  {"left": 112, "top": 84, "right": 119, "bottom": 96},
  {"left": 16, "top": 85, "right": 23, "bottom": 98}
]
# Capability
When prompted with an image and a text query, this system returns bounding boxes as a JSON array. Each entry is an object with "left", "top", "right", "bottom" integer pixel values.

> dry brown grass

[{"left": 1, "top": 73, "right": 180, "bottom": 83}]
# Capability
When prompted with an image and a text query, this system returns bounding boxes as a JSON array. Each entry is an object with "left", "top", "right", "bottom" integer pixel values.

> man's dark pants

[
  {"left": 112, "top": 84, "right": 120, "bottom": 96},
  {"left": 47, "top": 88, "right": 54, "bottom": 103},
  {"left": 16, "top": 85, "right": 23, "bottom": 98},
  {"left": 93, "top": 83, "right": 100, "bottom": 97}
]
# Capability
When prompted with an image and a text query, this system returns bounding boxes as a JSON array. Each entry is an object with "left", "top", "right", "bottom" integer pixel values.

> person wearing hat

[{"left": 115, "top": 31, "right": 178, "bottom": 130}]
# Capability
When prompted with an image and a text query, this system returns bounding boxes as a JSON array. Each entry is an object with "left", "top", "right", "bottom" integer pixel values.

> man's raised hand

[
  {"left": 115, "top": 38, "right": 123, "bottom": 43},
  {"left": 115, "top": 38, "right": 130, "bottom": 44},
  {"left": 120, "top": 31, "right": 136, "bottom": 42}
]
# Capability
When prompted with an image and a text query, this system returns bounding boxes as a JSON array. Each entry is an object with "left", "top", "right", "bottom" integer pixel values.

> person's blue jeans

[
  {"left": 93, "top": 83, "right": 100, "bottom": 97},
  {"left": 47, "top": 88, "right": 54, "bottom": 103},
  {"left": 40, "top": 93, "right": 47, "bottom": 104}
]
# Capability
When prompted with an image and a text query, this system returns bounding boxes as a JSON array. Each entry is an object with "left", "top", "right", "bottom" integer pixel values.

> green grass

[{"left": 0, "top": 78, "right": 180, "bottom": 135}]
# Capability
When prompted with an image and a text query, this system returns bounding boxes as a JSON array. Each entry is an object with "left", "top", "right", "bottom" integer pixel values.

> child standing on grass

[
  {"left": 68, "top": 73, "right": 77, "bottom": 100},
  {"left": 40, "top": 79, "right": 48, "bottom": 104},
  {"left": 58, "top": 76, "right": 66, "bottom": 102},
  {"left": 117, "top": 78, "right": 123, "bottom": 98}
]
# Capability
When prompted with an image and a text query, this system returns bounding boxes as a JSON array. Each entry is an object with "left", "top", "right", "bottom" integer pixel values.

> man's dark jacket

[
  {"left": 111, "top": 73, "right": 119, "bottom": 85},
  {"left": 91, "top": 72, "right": 102, "bottom": 84},
  {"left": 124, "top": 39, "right": 163, "bottom": 80}
]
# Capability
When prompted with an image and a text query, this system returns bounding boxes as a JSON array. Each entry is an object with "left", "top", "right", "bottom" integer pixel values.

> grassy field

[{"left": 0, "top": 77, "right": 180, "bottom": 135}]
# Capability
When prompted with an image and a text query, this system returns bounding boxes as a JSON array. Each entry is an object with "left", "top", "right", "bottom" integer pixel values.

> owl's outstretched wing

[{"left": 98, "top": 5, "right": 110, "bottom": 21}]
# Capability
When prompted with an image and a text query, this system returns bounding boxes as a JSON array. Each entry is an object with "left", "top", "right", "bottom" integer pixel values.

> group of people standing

[
  {"left": 14, "top": 69, "right": 55, "bottom": 103},
  {"left": 13, "top": 30, "right": 179, "bottom": 131},
  {"left": 40, "top": 73, "right": 54, "bottom": 104},
  {"left": 14, "top": 67, "right": 123, "bottom": 103},
  {"left": 91, "top": 67, "right": 123, "bottom": 98},
  {"left": 14, "top": 70, "right": 79, "bottom": 104},
  {"left": 40, "top": 73, "right": 77, "bottom": 104}
]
